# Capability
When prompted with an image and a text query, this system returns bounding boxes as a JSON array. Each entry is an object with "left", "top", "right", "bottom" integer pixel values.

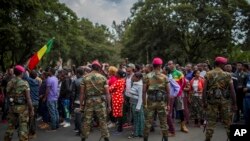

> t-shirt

[
  {"left": 46, "top": 76, "right": 59, "bottom": 101},
  {"left": 192, "top": 80, "right": 199, "bottom": 96}
]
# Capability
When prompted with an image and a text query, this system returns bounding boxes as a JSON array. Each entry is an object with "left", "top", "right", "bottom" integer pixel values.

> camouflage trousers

[
  {"left": 4, "top": 109, "right": 29, "bottom": 141},
  {"left": 144, "top": 100, "right": 168, "bottom": 137},
  {"left": 205, "top": 99, "right": 232, "bottom": 140},
  {"left": 190, "top": 96, "right": 203, "bottom": 120},
  {"left": 81, "top": 98, "right": 109, "bottom": 139}
]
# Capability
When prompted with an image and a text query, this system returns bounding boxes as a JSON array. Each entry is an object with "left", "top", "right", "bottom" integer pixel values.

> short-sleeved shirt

[
  {"left": 46, "top": 76, "right": 59, "bottom": 101},
  {"left": 205, "top": 67, "right": 231, "bottom": 91},
  {"left": 81, "top": 71, "right": 107, "bottom": 97},
  {"left": 144, "top": 70, "right": 168, "bottom": 92}
]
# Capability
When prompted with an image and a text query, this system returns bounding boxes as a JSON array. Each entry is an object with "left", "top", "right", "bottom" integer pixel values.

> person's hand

[
  {"left": 42, "top": 97, "right": 46, "bottom": 102},
  {"left": 29, "top": 109, "right": 34, "bottom": 117},
  {"left": 232, "top": 105, "right": 237, "bottom": 112},
  {"left": 243, "top": 88, "right": 247, "bottom": 93},
  {"left": 135, "top": 109, "right": 140, "bottom": 112},
  {"left": 108, "top": 106, "right": 112, "bottom": 113}
]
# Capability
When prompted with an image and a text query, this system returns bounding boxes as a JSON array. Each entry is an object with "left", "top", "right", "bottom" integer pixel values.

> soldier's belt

[{"left": 147, "top": 90, "right": 167, "bottom": 102}]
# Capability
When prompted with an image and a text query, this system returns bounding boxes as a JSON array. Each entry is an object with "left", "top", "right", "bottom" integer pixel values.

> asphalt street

[{"left": 0, "top": 121, "right": 227, "bottom": 141}]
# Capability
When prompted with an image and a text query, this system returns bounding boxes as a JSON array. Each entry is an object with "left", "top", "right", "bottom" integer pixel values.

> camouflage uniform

[
  {"left": 4, "top": 77, "right": 30, "bottom": 141},
  {"left": 144, "top": 71, "right": 169, "bottom": 138},
  {"left": 81, "top": 71, "right": 109, "bottom": 139},
  {"left": 204, "top": 67, "right": 232, "bottom": 140}
]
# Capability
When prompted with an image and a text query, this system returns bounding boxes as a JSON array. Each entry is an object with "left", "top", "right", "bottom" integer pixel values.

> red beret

[
  {"left": 152, "top": 57, "right": 163, "bottom": 65},
  {"left": 15, "top": 65, "right": 25, "bottom": 73},
  {"left": 215, "top": 57, "right": 228, "bottom": 64},
  {"left": 92, "top": 60, "right": 101, "bottom": 67}
]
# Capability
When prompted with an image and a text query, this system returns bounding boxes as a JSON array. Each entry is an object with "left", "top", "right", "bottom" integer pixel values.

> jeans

[
  {"left": 47, "top": 100, "right": 59, "bottom": 129},
  {"left": 61, "top": 99, "right": 70, "bottom": 123},
  {"left": 39, "top": 100, "right": 49, "bottom": 123},
  {"left": 243, "top": 96, "right": 250, "bottom": 126}
]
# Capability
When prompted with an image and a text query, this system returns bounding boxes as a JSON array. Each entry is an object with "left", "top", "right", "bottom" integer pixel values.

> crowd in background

[{"left": 0, "top": 59, "right": 250, "bottom": 139}]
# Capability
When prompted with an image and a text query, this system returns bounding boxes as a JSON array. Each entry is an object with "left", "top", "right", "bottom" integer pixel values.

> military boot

[
  {"left": 81, "top": 138, "right": 85, "bottom": 141},
  {"left": 144, "top": 136, "right": 148, "bottom": 141},
  {"left": 162, "top": 136, "right": 168, "bottom": 141},
  {"left": 104, "top": 137, "right": 109, "bottom": 141}
]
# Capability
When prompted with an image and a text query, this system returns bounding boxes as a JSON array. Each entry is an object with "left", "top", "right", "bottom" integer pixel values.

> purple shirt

[{"left": 46, "top": 76, "right": 59, "bottom": 101}]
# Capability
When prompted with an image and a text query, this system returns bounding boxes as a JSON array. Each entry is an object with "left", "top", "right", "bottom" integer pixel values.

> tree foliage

[
  {"left": 0, "top": 0, "right": 118, "bottom": 71},
  {"left": 120, "top": 0, "right": 250, "bottom": 64}
]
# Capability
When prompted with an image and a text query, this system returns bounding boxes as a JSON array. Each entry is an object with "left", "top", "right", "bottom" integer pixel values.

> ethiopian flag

[{"left": 28, "top": 39, "right": 54, "bottom": 70}]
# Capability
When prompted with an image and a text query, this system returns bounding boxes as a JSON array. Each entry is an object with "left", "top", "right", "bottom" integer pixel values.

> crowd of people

[{"left": 0, "top": 57, "right": 250, "bottom": 141}]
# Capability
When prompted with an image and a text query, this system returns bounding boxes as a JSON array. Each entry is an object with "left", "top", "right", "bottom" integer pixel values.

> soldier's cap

[
  {"left": 152, "top": 57, "right": 163, "bottom": 65},
  {"left": 215, "top": 56, "right": 228, "bottom": 64},
  {"left": 15, "top": 65, "right": 25, "bottom": 73},
  {"left": 92, "top": 60, "right": 101, "bottom": 67},
  {"left": 127, "top": 63, "right": 135, "bottom": 69}
]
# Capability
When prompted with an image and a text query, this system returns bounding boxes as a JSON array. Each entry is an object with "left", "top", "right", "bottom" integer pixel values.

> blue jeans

[
  {"left": 47, "top": 100, "right": 59, "bottom": 129},
  {"left": 243, "top": 96, "right": 250, "bottom": 126},
  {"left": 61, "top": 99, "right": 70, "bottom": 123}
]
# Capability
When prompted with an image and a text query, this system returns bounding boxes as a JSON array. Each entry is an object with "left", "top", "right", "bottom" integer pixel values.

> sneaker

[
  {"left": 108, "top": 123, "right": 116, "bottom": 128},
  {"left": 60, "top": 121, "right": 67, "bottom": 126},
  {"left": 63, "top": 123, "right": 71, "bottom": 128},
  {"left": 36, "top": 116, "right": 42, "bottom": 121},
  {"left": 128, "top": 133, "right": 138, "bottom": 139}
]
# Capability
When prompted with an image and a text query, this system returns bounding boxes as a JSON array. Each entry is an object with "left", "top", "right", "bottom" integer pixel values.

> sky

[
  {"left": 59, "top": 0, "right": 136, "bottom": 28},
  {"left": 59, "top": 0, "right": 250, "bottom": 29}
]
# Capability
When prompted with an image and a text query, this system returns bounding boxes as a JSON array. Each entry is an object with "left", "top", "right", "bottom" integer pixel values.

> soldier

[
  {"left": 80, "top": 60, "right": 111, "bottom": 141},
  {"left": 4, "top": 65, "right": 34, "bottom": 141},
  {"left": 143, "top": 57, "right": 170, "bottom": 141},
  {"left": 202, "top": 57, "right": 237, "bottom": 141}
]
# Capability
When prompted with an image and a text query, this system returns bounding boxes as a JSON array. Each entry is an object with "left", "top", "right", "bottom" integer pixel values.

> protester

[
  {"left": 23, "top": 70, "right": 40, "bottom": 138},
  {"left": 109, "top": 69, "right": 126, "bottom": 133},
  {"left": 243, "top": 64, "right": 250, "bottom": 126},
  {"left": 43, "top": 67, "right": 59, "bottom": 131},
  {"left": 168, "top": 60, "right": 189, "bottom": 133},
  {"left": 59, "top": 69, "right": 73, "bottom": 128},
  {"left": 189, "top": 70, "right": 204, "bottom": 127},
  {"left": 126, "top": 72, "right": 144, "bottom": 138},
  {"left": 72, "top": 68, "right": 85, "bottom": 135}
]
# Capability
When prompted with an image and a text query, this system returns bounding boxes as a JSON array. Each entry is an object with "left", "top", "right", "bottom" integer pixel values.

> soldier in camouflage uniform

[
  {"left": 4, "top": 65, "right": 34, "bottom": 141},
  {"left": 143, "top": 57, "right": 170, "bottom": 141},
  {"left": 203, "top": 57, "right": 237, "bottom": 141},
  {"left": 80, "top": 60, "right": 111, "bottom": 141}
]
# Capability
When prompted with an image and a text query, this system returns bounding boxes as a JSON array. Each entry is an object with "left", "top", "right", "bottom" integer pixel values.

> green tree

[{"left": 120, "top": 0, "right": 250, "bottom": 64}]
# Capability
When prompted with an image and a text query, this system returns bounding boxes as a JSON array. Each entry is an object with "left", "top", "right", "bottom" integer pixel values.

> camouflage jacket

[
  {"left": 81, "top": 71, "right": 107, "bottom": 98},
  {"left": 144, "top": 70, "right": 168, "bottom": 93},
  {"left": 7, "top": 77, "right": 30, "bottom": 113},
  {"left": 205, "top": 67, "right": 231, "bottom": 98}
]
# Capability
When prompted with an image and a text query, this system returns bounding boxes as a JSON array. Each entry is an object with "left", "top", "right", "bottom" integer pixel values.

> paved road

[{"left": 0, "top": 121, "right": 228, "bottom": 141}]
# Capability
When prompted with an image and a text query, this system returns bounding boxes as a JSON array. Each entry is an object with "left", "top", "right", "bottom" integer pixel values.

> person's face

[
  {"left": 195, "top": 71, "right": 200, "bottom": 78},
  {"left": 236, "top": 63, "right": 243, "bottom": 71},
  {"left": 224, "top": 65, "right": 232, "bottom": 72},
  {"left": 197, "top": 64, "right": 203, "bottom": 71},
  {"left": 203, "top": 64, "right": 209, "bottom": 71},
  {"left": 8, "top": 68, "right": 14, "bottom": 75},
  {"left": 193, "top": 65, "right": 198, "bottom": 71},
  {"left": 185, "top": 64, "right": 192, "bottom": 72},
  {"left": 167, "top": 61, "right": 175, "bottom": 71},
  {"left": 132, "top": 75, "right": 139, "bottom": 82},
  {"left": 126, "top": 67, "right": 133, "bottom": 75}
]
